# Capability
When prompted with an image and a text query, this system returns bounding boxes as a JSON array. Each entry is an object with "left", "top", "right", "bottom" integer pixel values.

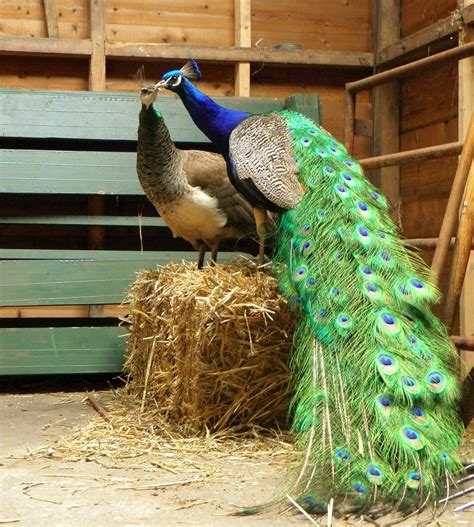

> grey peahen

[
  {"left": 137, "top": 81, "right": 257, "bottom": 268},
  {"left": 153, "top": 60, "right": 465, "bottom": 519}
]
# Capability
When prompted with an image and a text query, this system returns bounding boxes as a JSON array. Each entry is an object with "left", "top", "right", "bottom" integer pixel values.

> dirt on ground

[{"left": 0, "top": 389, "right": 473, "bottom": 527}]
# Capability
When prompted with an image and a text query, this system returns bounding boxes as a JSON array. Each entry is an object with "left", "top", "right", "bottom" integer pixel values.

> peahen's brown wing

[
  {"left": 228, "top": 114, "right": 304, "bottom": 210},
  {"left": 182, "top": 150, "right": 257, "bottom": 232}
]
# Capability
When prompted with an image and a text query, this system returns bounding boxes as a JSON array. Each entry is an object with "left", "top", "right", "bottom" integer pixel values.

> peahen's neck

[
  {"left": 176, "top": 79, "right": 251, "bottom": 153},
  {"left": 137, "top": 104, "right": 187, "bottom": 202}
]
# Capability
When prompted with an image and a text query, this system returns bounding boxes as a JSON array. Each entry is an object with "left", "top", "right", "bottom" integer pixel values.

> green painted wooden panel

[
  {"left": 0, "top": 251, "right": 249, "bottom": 305},
  {"left": 0, "top": 326, "right": 125, "bottom": 374},
  {"left": 0, "top": 253, "right": 193, "bottom": 306},
  {"left": 0, "top": 150, "right": 142, "bottom": 194},
  {"left": 0, "top": 215, "right": 165, "bottom": 227},
  {"left": 0, "top": 90, "right": 290, "bottom": 142}
]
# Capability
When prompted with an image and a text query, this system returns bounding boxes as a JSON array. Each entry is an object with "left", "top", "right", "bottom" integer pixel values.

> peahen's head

[
  {"left": 134, "top": 67, "right": 159, "bottom": 109},
  {"left": 155, "top": 59, "right": 201, "bottom": 93},
  {"left": 139, "top": 84, "right": 159, "bottom": 109}
]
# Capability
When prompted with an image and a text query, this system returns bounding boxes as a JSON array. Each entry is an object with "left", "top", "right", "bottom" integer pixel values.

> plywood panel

[
  {"left": 252, "top": 0, "right": 372, "bottom": 51},
  {"left": 251, "top": 66, "right": 372, "bottom": 158},
  {"left": 400, "top": 0, "right": 457, "bottom": 38},
  {"left": 400, "top": 61, "right": 458, "bottom": 133}
]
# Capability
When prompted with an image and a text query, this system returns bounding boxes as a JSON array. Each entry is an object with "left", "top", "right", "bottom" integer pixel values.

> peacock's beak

[{"left": 155, "top": 79, "right": 170, "bottom": 89}]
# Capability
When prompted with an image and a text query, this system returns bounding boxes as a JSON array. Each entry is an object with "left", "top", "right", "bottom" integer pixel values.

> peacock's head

[
  {"left": 139, "top": 84, "right": 160, "bottom": 109},
  {"left": 155, "top": 59, "right": 201, "bottom": 93}
]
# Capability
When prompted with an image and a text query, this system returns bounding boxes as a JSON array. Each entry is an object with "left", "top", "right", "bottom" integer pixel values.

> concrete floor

[{"left": 0, "top": 389, "right": 473, "bottom": 527}]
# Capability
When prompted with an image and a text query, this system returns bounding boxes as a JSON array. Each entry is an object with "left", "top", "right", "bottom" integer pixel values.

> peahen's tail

[{"left": 270, "top": 110, "right": 464, "bottom": 516}]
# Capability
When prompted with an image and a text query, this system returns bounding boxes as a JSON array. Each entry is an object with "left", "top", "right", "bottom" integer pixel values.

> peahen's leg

[
  {"left": 196, "top": 241, "right": 206, "bottom": 270},
  {"left": 210, "top": 242, "right": 219, "bottom": 266},
  {"left": 253, "top": 207, "right": 268, "bottom": 266}
]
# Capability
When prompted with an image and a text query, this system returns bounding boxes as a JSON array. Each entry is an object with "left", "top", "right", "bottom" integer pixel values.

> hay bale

[{"left": 123, "top": 260, "right": 295, "bottom": 435}]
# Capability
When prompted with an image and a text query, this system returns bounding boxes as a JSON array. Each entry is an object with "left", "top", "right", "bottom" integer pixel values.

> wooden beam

[
  {"left": 89, "top": 0, "right": 106, "bottom": 92},
  {"left": 105, "top": 42, "right": 373, "bottom": 68},
  {"left": 0, "top": 304, "right": 128, "bottom": 319},
  {"left": 234, "top": 0, "right": 251, "bottom": 97},
  {"left": 0, "top": 36, "right": 373, "bottom": 68},
  {"left": 0, "top": 36, "right": 92, "bottom": 58},
  {"left": 377, "top": 4, "right": 474, "bottom": 66},
  {"left": 372, "top": 0, "right": 400, "bottom": 217},
  {"left": 43, "top": 0, "right": 59, "bottom": 38}
]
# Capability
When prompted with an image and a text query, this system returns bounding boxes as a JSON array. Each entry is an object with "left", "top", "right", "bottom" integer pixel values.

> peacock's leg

[
  {"left": 196, "top": 241, "right": 206, "bottom": 269},
  {"left": 253, "top": 207, "right": 268, "bottom": 266}
]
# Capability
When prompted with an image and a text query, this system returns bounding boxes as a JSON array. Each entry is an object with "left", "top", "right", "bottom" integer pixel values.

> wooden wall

[
  {"left": 399, "top": 0, "right": 459, "bottom": 240},
  {"left": 0, "top": 0, "right": 372, "bottom": 156}
]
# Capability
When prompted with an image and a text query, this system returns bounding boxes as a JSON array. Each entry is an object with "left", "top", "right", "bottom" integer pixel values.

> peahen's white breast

[{"left": 157, "top": 186, "right": 227, "bottom": 244}]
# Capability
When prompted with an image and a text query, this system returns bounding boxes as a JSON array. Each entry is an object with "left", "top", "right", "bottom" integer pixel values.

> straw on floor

[{"left": 123, "top": 259, "right": 296, "bottom": 435}]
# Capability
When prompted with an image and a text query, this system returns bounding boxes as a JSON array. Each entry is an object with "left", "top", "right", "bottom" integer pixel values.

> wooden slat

[
  {"left": 0, "top": 150, "right": 142, "bottom": 195},
  {"left": 0, "top": 251, "right": 249, "bottom": 306},
  {"left": 0, "top": 304, "right": 127, "bottom": 319},
  {"left": 0, "top": 326, "right": 125, "bottom": 375},
  {"left": 43, "top": 0, "right": 58, "bottom": 38},
  {"left": 0, "top": 215, "right": 166, "bottom": 227},
  {"left": 0, "top": 249, "right": 198, "bottom": 260},
  {"left": 0, "top": 91, "right": 287, "bottom": 142}
]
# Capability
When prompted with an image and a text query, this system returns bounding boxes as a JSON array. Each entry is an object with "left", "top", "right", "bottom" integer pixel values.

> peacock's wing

[
  {"left": 229, "top": 114, "right": 304, "bottom": 210},
  {"left": 183, "top": 150, "right": 256, "bottom": 230}
]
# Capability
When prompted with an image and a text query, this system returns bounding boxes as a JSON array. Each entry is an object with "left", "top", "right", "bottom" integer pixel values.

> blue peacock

[{"left": 155, "top": 60, "right": 465, "bottom": 517}]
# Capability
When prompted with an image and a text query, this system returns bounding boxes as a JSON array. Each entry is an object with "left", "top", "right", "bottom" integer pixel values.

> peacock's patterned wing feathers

[
  {"left": 271, "top": 109, "right": 464, "bottom": 513},
  {"left": 229, "top": 114, "right": 304, "bottom": 209}
]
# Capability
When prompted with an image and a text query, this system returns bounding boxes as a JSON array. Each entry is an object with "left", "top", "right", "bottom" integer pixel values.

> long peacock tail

[{"left": 271, "top": 110, "right": 464, "bottom": 516}]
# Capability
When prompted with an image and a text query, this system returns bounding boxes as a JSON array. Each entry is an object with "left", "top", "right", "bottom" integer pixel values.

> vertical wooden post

[
  {"left": 88, "top": 0, "right": 106, "bottom": 250},
  {"left": 43, "top": 0, "right": 59, "bottom": 38},
  {"left": 89, "top": 0, "right": 106, "bottom": 92},
  {"left": 372, "top": 0, "right": 400, "bottom": 217},
  {"left": 459, "top": 0, "right": 474, "bottom": 371},
  {"left": 234, "top": 0, "right": 251, "bottom": 97}
]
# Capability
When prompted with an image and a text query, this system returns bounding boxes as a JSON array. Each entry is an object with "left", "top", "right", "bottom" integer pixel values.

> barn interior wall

[{"left": 399, "top": 0, "right": 459, "bottom": 241}]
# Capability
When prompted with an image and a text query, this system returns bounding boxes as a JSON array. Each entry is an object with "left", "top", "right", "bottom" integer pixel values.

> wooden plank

[
  {"left": 0, "top": 91, "right": 287, "bottom": 142},
  {"left": 234, "top": 0, "right": 251, "bottom": 97},
  {"left": 0, "top": 36, "right": 92, "bottom": 58},
  {"left": 89, "top": 0, "right": 106, "bottom": 91},
  {"left": 0, "top": 326, "right": 125, "bottom": 374},
  {"left": 0, "top": 215, "right": 166, "bottom": 227},
  {"left": 105, "top": 42, "right": 373, "bottom": 67},
  {"left": 0, "top": 150, "right": 142, "bottom": 195},
  {"left": 372, "top": 0, "right": 400, "bottom": 213},
  {"left": 43, "top": 0, "right": 58, "bottom": 38},
  {"left": 0, "top": 304, "right": 127, "bottom": 319}
]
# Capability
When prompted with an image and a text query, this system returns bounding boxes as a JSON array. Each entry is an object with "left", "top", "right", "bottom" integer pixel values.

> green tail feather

[{"left": 272, "top": 110, "right": 464, "bottom": 514}]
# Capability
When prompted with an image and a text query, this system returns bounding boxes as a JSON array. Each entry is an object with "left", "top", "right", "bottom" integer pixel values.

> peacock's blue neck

[{"left": 176, "top": 79, "right": 250, "bottom": 153}]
